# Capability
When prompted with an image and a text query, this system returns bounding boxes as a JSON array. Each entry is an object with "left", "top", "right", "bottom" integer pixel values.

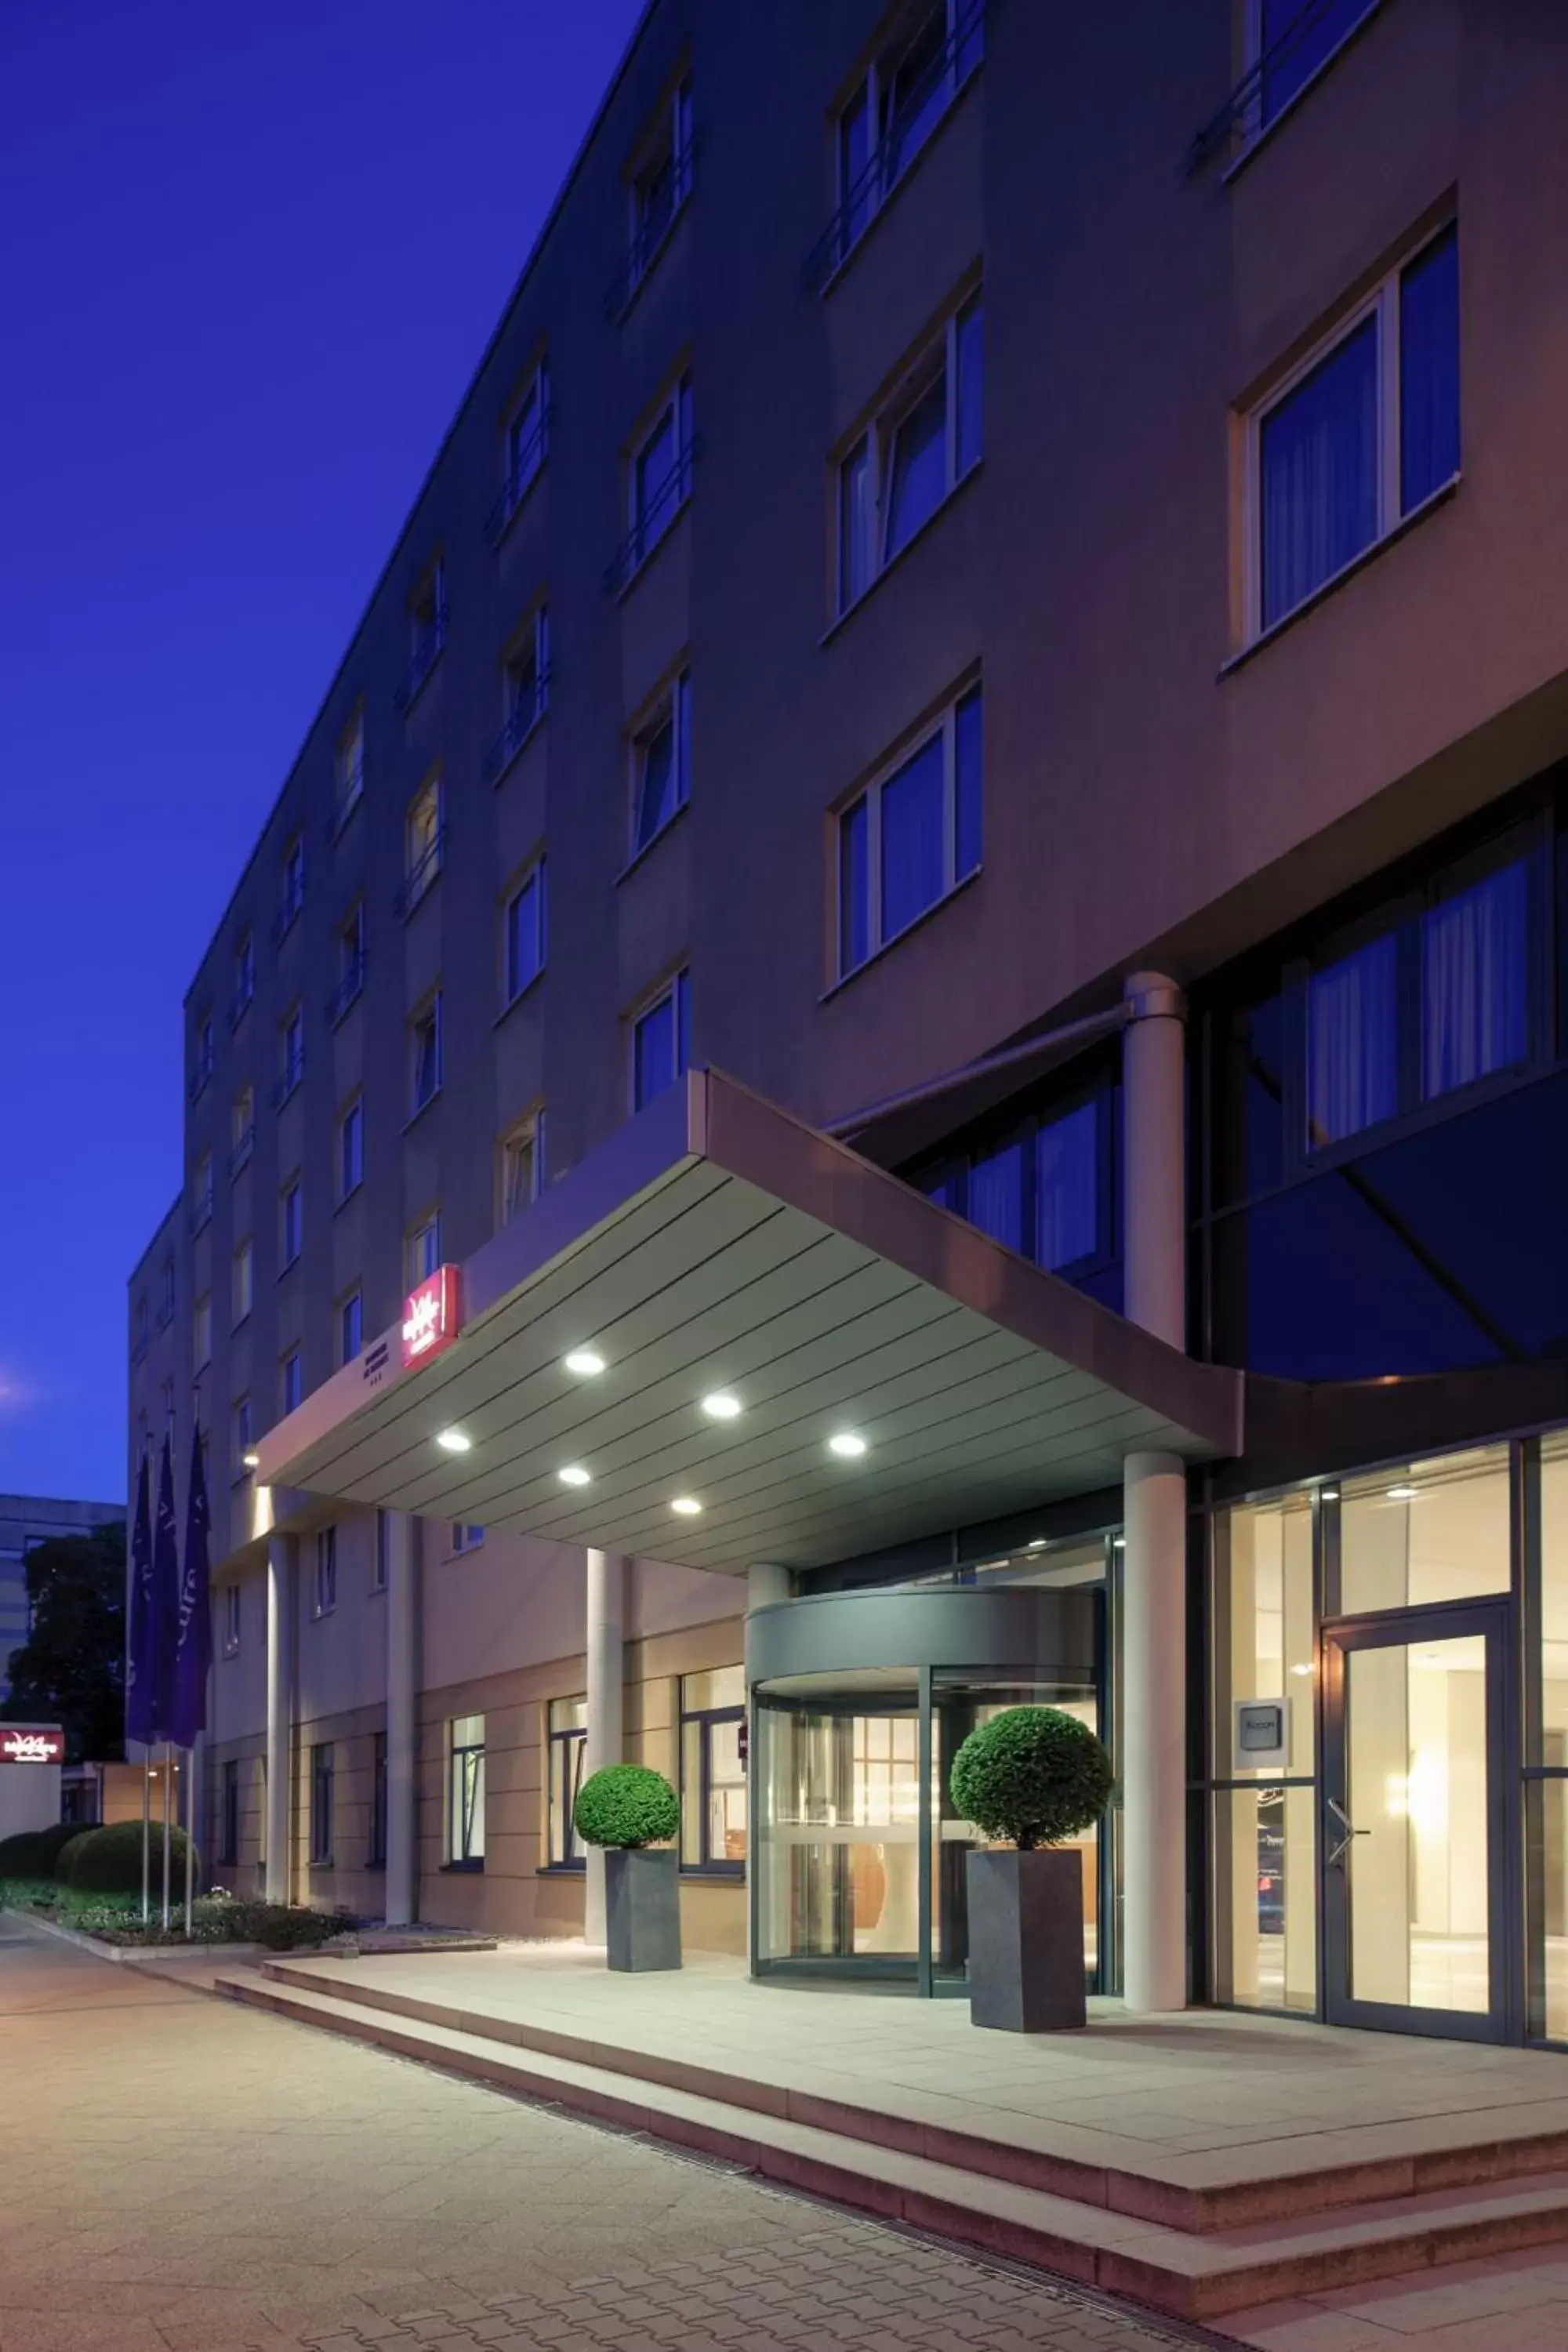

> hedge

[
  {"left": 61, "top": 1820, "right": 200, "bottom": 1894},
  {"left": 0, "top": 1822, "right": 82, "bottom": 1881}
]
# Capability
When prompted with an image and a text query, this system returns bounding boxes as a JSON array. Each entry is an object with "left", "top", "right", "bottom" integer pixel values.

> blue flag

[
  {"left": 169, "top": 1430, "right": 212, "bottom": 1751},
  {"left": 125, "top": 1452, "right": 156, "bottom": 1747},
  {"left": 149, "top": 1435, "right": 180, "bottom": 1743}
]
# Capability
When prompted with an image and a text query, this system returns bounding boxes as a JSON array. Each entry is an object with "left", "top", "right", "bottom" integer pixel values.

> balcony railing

[
  {"left": 483, "top": 673, "right": 550, "bottom": 782},
  {"left": 605, "top": 140, "right": 694, "bottom": 320},
  {"left": 604, "top": 440, "right": 695, "bottom": 595},
  {"left": 804, "top": 0, "right": 984, "bottom": 291},
  {"left": 325, "top": 952, "right": 365, "bottom": 1026},
  {"left": 395, "top": 827, "right": 445, "bottom": 919},
  {"left": 485, "top": 410, "right": 550, "bottom": 545},
  {"left": 328, "top": 760, "right": 365, "bottom": 840},
  {"left": 188, "top": 1048, "right": 215, "bottom": 1104},
  {"left": 229, "top": 1125, "right": 256, "bottom": 1178},
  {"left": 271, "top": 1056, "right": 303, "bottom": 1110},
  {"left": 227, "top": 978, "right": 253, "bottom": 1032},
  {"left": 1186, "top": 0, "right": 1380, "bottom": 172},
  {"left": 394, "top": 602, "right": 448, "bottom": 713}
]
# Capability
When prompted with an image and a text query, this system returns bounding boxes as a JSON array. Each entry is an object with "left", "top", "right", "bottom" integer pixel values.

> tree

[{"left": 1, "top": 1524, "right": 126, "bottom": 1762}]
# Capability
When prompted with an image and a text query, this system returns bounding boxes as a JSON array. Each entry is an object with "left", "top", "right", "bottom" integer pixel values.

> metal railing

[
  {"left": 229, "top": 1125, "right": 256, "bottom": 1178},
  {"left": 605, "top": 139, "right": 694, "bottom": 319},
  {"left": 325, "top": 953, "right": 365, "bottom": 1026},
  {"left": 804, "top": 0, "right": 984, "bottom": 291},
  {"left": 395, "top": 826, "right": 445, "bottom": 918},
  {"left": 483, "top": 672, "right": 550, "bottom": 782},
  {"left": 485, "top": 409, "right": 550, "bottom": 544},
  {"left": 604, "top": 439, "right": 695, "bottom": 595},
  {"left": 1187, "top": 0, "right": 1379, "bottom": 172},
  {"left": 394, "top": 601, "right": 448, "bottom": 713}
]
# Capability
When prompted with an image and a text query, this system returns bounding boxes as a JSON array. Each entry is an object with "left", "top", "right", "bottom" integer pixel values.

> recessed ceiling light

[
  {"left": 564, "top": 1348, "right": 606, "bottom": 1377},
  {"left": 1386, "top": 1483, "right": 1419, "bottom": 1501},
  {"left": 558, "top": 1463, "right": 591, "bottom": 1487},
  {"left": 241, "top": 1450, "right": 260, "bottom": 1470},
  {"left": 1025, "top": 1537, "right": 1047, "bottom": 1552},
  {"left": 436, "top": 1428, "right": 473, "bottom": 1454},
  {"left": 670, "top": 1496, "right": 703, "bottom": 1517},
  {"left": 700, "top": 1391, "right": 742, "bottom": 1421},
  {"left": 828, "top": 1431, "right": 867, "bottom": 1460},
  {"left": 1290, "top": 1662, "right": 1315, "bottom": 1677}
]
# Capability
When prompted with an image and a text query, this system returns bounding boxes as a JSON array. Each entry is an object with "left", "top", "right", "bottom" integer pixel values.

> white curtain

[
  {"left": 1423, "top": 862, "right": 1526, "bottom": 1101},
  {"left": 1306, "top": 934, "right": 1398, "bottom": 1148}
]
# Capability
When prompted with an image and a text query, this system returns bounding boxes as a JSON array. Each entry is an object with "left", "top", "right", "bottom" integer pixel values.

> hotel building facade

[{"left": 128, "top": 0, "right": 1568, "bottom": 2044}]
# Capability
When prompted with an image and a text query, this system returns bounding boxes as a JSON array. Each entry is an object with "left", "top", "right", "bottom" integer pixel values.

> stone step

[
  {"left": 210, "top": 1965, "right": 1568, "bottom": 2325},
  {"left": 248, "top": 1955, "right": 1568, "bottom": 2238}
]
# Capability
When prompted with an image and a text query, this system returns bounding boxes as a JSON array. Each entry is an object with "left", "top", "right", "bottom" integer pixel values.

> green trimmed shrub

[
  {"left": 0, "top": 1822, "right": 80, "bottom": 1880},
  {"left": 62, "top": 1820, "right": 199, "bottom": 1895},
  {"left": 54, "top": 1831, "right": 93, "bottom": 1884},
  {"left": 573, "top": 1763, "right": 679, "bottom": 1850},
  {"left": 949, "top": 1707, "right": 1114, "bottom": 1853}
]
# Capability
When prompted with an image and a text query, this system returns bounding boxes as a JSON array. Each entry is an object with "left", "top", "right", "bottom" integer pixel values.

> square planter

[
  {"left": 965, "top": 1846, "right": 1086, "bottom": 2031},
  {"left": 603, "top": 1846, "right": 681, "bottom": 1973}
]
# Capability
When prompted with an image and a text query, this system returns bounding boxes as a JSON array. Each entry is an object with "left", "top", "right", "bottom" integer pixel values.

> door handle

[{"left": 1326, "top": 1795, "right": 1367, "bottom": 1869}]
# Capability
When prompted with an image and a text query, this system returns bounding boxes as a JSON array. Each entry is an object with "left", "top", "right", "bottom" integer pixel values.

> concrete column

[
  {"left": 385, "top": 1512, "right": 419, "bottom": 1928},
  {"left": 1120, "top": 971, "right": 1189, "bottom": 2013},
  {"left": 746, "top": 1563, "right": 791, "bottom": 1613},
  {"left": 584, "top": 1548, "right": 626, "bottom": 1946},
  {"left": 264, "top": 1531, "right": 294, "bottom": 1904}
]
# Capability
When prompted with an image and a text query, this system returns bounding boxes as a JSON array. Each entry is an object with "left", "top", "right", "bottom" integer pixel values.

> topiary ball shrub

[
  {"left": 949, "top": 1707, "right": 1114, "bottom": 1853},
  {"left": 54, "top": 1831, "right": 94, "bottom": 1884},
  {"left": 573, "top": 1763, "right": 679, "bottom": 1850},
  {"left": 0, "top": 1822, "right": 82, "bottom": 1881},
  {"left": 64, "top": 1820, "right": 199, "bottom": 1895}
]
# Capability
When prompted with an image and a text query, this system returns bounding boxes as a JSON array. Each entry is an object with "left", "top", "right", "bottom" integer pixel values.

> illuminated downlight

[
  {"left": 558, "top": 1464, "right": 592, "bottom": 1488},
  {"left": 828, "top": 1432, "right": 867, "bottom": 1460},
  {"left": 241, "top": 1450, "right": 260, "bottom": 1469},
  {"left": 436, "top": 1428, "right": 473, "bottom": 1454},
  {"left": 670, "top": 1496, "right": 703, "bottom": 1517},
  {"left": 564, "top": 1348, "right": 606, "bottom": 1377},
  {"left": 700, "top": 1391, "right": 742, "bottom": 1421}
]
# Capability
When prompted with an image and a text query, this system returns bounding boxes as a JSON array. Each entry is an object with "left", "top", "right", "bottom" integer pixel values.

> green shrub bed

[{"left": 0, "top": 1875, "right": 355, "bottom": 1949}]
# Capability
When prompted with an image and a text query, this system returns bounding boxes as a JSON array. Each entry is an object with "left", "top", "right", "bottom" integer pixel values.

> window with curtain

[
  {"left": 1305, "top": 931, "right": 1399, "bottom": 1149},
  {"left": 1036, "top": 1100, "right": 1100, "bottom": 1270},
  {"left": 968, "top": 1137, "right": 1025, "bottom": 1253},
  {"left": 837, "top": 684, "right": 982, "bottom": 975},
  {"left": 1422, "top": 858, "right": 1527, "bottom": 1103},
  {"left": 837, "top": 293, "right": 982, "bottom": 612}
]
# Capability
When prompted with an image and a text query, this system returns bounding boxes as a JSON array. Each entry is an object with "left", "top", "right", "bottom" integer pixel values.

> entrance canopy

[{"left": 254, "top": 1071, "right": 1242, "bottom": 1573}]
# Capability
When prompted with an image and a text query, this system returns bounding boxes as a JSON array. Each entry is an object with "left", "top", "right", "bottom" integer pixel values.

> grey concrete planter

[
  {"left": 965, "top": 1847, "right": 1087, "bottom": 2032},
  {"left": 603, "top": 1847, "right": 681, "bottom": 1973}
]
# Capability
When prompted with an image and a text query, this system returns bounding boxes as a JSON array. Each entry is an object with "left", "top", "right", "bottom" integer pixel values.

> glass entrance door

[{"left": 1323, "top": 1601, "right": 1511, "bottom": 2040}]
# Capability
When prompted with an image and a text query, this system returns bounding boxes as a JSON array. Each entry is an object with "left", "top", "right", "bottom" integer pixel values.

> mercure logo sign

[
  {"left": 1, "top": 1726, "right": 64, "bottom": 1766},
  {"left": 401, "top": 1265, "right": 462, "bottom": 1370}
]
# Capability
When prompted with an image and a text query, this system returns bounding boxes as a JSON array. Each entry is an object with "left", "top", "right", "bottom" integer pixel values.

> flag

[
  {"left": 149, "top": 1434, "right": 180, "bottom": 1742},
  {"left": 169, "top": 1429, "right": 212, "bottom": 1751},
  {"left": 125, "top": 1453, "right": 156, "bottom": 1747}
]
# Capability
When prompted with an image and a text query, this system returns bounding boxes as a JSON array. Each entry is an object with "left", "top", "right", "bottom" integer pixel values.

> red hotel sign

[
  {"left": 1, "top": 1726, "right": 64, "bottom": 1766},
  {"left": 401, "top": 1264, "right": 462, "bottom": 1370}
]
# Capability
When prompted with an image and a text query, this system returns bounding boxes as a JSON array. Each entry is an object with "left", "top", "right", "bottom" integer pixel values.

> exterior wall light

[
  {"left": 564, "top": 1349, "right": 606, "bottom": 1377},
  {"left": 700, "top": 1391, "right": 742, "bottom": 1420},
  {"left": 242, "top": 1450, "right": 260, "bottom": 1469},
  {"left": 828, "top": 1432, "right": 867, "bottom": 1459},
  {"left": 670, "top": 1496, "right": 703, "bottom": 1515},
  {"left": 436, "top": 1428, "right": 473, "bottom": 1453},
  {"left": 558, "top": 1463, "right": 591, "bottom": 1486},
  {"left": 1386, "top": 1483, "right": 1419, "bottom": 1501}
]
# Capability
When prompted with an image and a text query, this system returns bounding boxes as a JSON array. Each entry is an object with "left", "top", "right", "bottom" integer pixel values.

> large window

[
  {"left": 838, "top": 685, "right": 981, "bottom": 975},
  {"left": 631, "top": 672, "right": 691, "bottom": 855},
  {"left": 1254, "top": 0, "right": 1378, "bottom": 130},
  {"left": 913, "top": 1083, "right": 1113, "bottom": 1289},
  {"left": 1250, "top": 223, "right": 1458, "bottom": 636},
  {"left": 329, "top": 901, "right": 365, "bottom": 1024},
  {"left": 632, "top": 971, "right": 690, "bottom": 1111},
  {"left": 839, "top": 294, "right": 981, "bottom": 611},
  {"left": 546, "top": 1697, "right": 587, "bottom": 1867},
  {"left": 309, "top": 1742, "right": 334, "bottom": 1867},
  {"left": 825, "top": 0, "right": 984, "bottom": 279},
  {"left": 504, "top": 860, "right": 547, "bottom": 1005},
  {"left": 446, "top": 1715, "right": 485, "bottom": 1867},
  {"left": 680, "top": 1667, "right": 746, "bottom": 1874}
]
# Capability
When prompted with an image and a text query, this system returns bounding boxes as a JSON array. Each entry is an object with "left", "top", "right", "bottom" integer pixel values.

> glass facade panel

[
  {"left": 1212, "top": 1494, "right": 1315, "bottom": 1777},
  {"left": 1421, "top": 859, "right": 1527, "bottom": 1103},
  {"left": 880, "top": 733, "right": 946, "bottom": 943},
  {"left": 754, "top": 1684, "right": 921, "bottom": 1968},
  {"left": 1541, "top": 1436, "right": 1568, "bottom": 1754},
  {"left": 1261, "top": 314, "right": 1377, "bottom": 630},
  {"left": 1306, "top": 932, "right": 1399, "bottom": 1149},
  {"left": 1211, "top": 1786, "right": 1317, "bottom": 2012},
  {"left": 1400, "top": 223, "right": 1461, "bottom": 514},
  {"left": 1340, "top": 1446, "right": 1510, "bottom": 1614}
]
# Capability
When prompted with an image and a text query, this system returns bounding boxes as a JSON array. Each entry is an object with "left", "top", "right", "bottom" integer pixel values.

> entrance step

[
  {"left": 243, "top": 1955, "right": 1568, "bottom": 2237},
  {"left": 212, "top": 1963, "right": 1568, "bottom": 2325}
]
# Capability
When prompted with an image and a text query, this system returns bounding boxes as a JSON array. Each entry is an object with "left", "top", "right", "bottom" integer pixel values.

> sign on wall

[
  {"left": 401, "top": 1264, "right": 462, "bottom": 1370},
  {"left": 0, "top": 1726, "right": 65, "bottom": 1766},
  {"left": 1232, "top": 1698, "right": 1291, "bottom": 1773}
]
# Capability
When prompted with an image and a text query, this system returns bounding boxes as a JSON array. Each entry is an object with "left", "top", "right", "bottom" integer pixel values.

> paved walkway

[{"left": 0, "top": 1920, "right": 1214, "bottom": 2352}]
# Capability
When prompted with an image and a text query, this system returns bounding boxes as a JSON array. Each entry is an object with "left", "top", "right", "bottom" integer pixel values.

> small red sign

[
  {"left": 401, "top": 1264, "right": 462, "bottom": 1370},
  {"left": 0, "top": 1726, "right": 64, "bottom": 1766}
]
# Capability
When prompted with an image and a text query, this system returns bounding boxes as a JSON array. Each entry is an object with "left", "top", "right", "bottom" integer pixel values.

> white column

[
  {"left": 264, "top": 1531, "right": 294, "bottom": 1905},
  {"left": 385, "top": 1512, "right": 419, "bottom": 1928},
  {"left": 1121, "top": 971, "right": 1189, "bottom": 2013},
  {"left": 584, "top": 1548, "right": 625, "bottom": 1947},
  {"left": 746, "top": 1563, "right": 791, "bottom": 1613}
]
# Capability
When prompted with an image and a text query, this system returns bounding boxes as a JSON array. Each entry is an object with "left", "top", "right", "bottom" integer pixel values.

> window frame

[
  {"left": 678, "top": 1671, "right": 746, "bottom": 1877},
  {"left": 837, "top": 291, "right": 982, "bottom": 615},
  {"left": 822, "top": 0, "right": 984, "bottom": 284},
  {"left": 194, "top": 1293, "right": 212, "bottom": 1372},
  {"left": 626, "top": 374, "right": 694, "bottom": 582},
  {"left": 231, "top": 1238, "right": 253, "bottom": 1328},
  {"left": 402, "top": 774, "right": 445, "bottom": 915},
  {"left": 492, "top": 358, "right": 550, "bottom": 541},
  {"left": 408, "top": 992, "right": 443, "bottom": 1120},
  {"left": 313, "top": 1524, "right": 338, "bottom": 1620},
  {"left": 450, "top": 1522, "right": 486, "bottom": 1555},
  {"left": 278, "top": 1174, "right": 303, "bottom": 1272},
  {"left": 329, "top": 900, "right": 366, "bottom": 1024},
  {"left": 193, "top": 1151, "right": 214, "bottom": 1230},
  {"left": 489, "top": 606, "right": 550, "bottom": 781},
  {"left": 222, "top": 1583, "right": 241, "bottom": 1661},
  {"left": 308, "top": 1740, "right": 334, "bottom": 1867},
  {"left": 279, "top": 834, "right": 306, "bottom": 935},
  {"left": 503, "top": 857, "right": 548, "bottom": 1007},
  {"left": 617, "top": 73, "right": 694, "bottom": 312},
  {"left": 445, "top": 1714, "right": 486, "bottom": 1870},
  {"left": 280, "top": 1347, "right": 302, "bottom": 1416},
  {"left": 1241, "top": 0, "right": 1382, "bottom": 150},
  {"left": 407, "top": 1210, "right": 441, "bottom": 1289},
  {"left": 220, "top": 1758, "right": 240, "bottom": 1865},
  {"left": 499, "top": 1108, "right": 546, "bottom": 1227},
  {"left": 335, "top": 709, "right": 365, "bottom": 831},
  {"left": 368, "top": 1729, "right": 388, "bottom": 1868},
  {"left": 835, "top": 681, "right": 982, "bottom": 979},
  {"left": 339, "top": 1287, "right": 363, "bottom": 1366},
  {"left": 232, "top": 1392, "right": 253, "bottom": 1475},
  {"left": 545, "top": 1697, "right": 588, "bottom": 1871},
  {"left": 629, "top": 670, "right": 691, "bottom": 860},
  {"left": 278, "top": 1004, "right": 304, "bottom": 1103},
  {"left": 630, "top": 967, "right": 691, "bottom": 1113},
  {"left": 336, "top": 1093, "right": 364, "bottom": 1204}
]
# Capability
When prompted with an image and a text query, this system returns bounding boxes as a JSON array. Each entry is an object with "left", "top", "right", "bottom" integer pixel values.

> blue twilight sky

[{"left": 0, "top": 0, "right": 644, "bottom": 1505}]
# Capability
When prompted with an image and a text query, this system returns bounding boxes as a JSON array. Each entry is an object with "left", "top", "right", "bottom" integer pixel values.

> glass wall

[
  {"left": 1534, "top": 1436, "right": 1568, "bottom": 2037},
  {"left": 1340, "top": 1446, "right": 1510, "bottom": 1613}
]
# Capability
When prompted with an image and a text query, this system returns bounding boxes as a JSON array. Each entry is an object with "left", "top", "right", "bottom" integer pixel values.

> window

[
  {"left": 632, "top": 671, "right": 691, "bottom": 855},
  {"left": 488, "top": 608, "right": 550, "bottom": 779},
  {"left": 626, "top": 376, "right": 693, "bottom": 582},
  {"left": 279, "top": 834, "right": 305, "bottom": 935},
  {"left": 503, "top": 860, "right": 547, "bottom": 1004},
  {"left": 446, "top": 1714, "right": 485, "bottom": 1867},
  {"left": 402, "top": 775, "right": 443, "bottom": 913},
  {"left": 920, "top": 1087, "right": 1109, "bottom": 1278},
  {"left": 281, "top": 1348, "right": 302, "bottom": 1415},
  {"left": 337, "top": 1094, "right": 363, "bottom": 1202},
  {"left": 329, "top": 902, "right": 365, "bottom": 1023},
  {"left": 1251, "top": 222, "right": 1458, "bottom": 637},
  {"left": 372, "top": 1509, "right": 390, "bottom": 1595},
  {"left": 231, "top": 1239, "right": 253, "bottom": 1327},
  {"left": 632, "top": 970, "right": 690, "bottom": 1111},
  {"left": 339, "top": 1289, "right": 362, "bottom": 1364},
  {"left": 132, "top": 1294, "right": 148, "bottom": 1363},
  {"left": 278, "top": 1004, "right": 304, "bottom": 1102},
  {"left": 838, "top": 683, "right": 982, "bottom": 975},
  {"left": 401, "top": 564, "right": 447, "bottom": 707},
  {"left": 193, "top": 1150, "right": 214, "bottom": 1230},
  {"left": 230, "top": 1086, "right": 255, "bottom": 1175},
  {"left": 314, "top": 1525, "right": 337, "bottom": 1617},
  {"left": 194, "top": 1294, "right": 212, "bottom": 1371},
  {"left": 309, "top": 1742, "right": 334, "bottom": 1867},
  {"left": 335, "top": 711, "right": 365, "bottom": 828},
  {"left": 500, "top": 1110, "right": 546, "bottom": 1225},
  {"left": 368, "top": 1730, "right": 388, "bottom": 1869},
  {"left": 223, "top": 1583, "right": 241, "bottom": 1659},
  {"left": 679, "top": 1666, "right": 746, "bottom": 1873},
  {"left": 408, "top": 1211, "right": 441, "bottom": 1287},
  {"left": 620, "top": 74, "right": 693, "bottom": 307},
  {"left": 491, "top": 362, "right": 550, "bottom": 539},
  {"left": 410, "top": 995, "right": 442, "bottom": 1115},
  {"left": 230, "top": 932, "right": 255, "bottom": 1028},
  {"left": 158, "top": 1255, "right": 175, "bottom": 1330},
  {"left": 233, "top": 1392, "right": 253, "bottom": 1468},
  {"left": 546, "top": 1696, "right": 587, "bottom": 1867},
  {"left": 1254, "top": 0, "right": 1377, "bottom": 130},
  {"left": 825, "top": 1, "right": 983, "bottom": 279},
  {"left": 279, "top": 1175, "right": 302, "bottom": 1269},
  {"left": 451, "top": 1523, "right": 485, "bottom": 1555},
  {"left": 839, "top": 294, "right": 981, "bottom": 612},
  {"left": 220, "top": 1759, "right": 239, "bottom": 1864},
  {"left": 191, "top": 1014, "right": 215, "bottom": 1100}
]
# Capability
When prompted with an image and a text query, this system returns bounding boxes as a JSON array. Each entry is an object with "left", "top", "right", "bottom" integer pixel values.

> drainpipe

[
  {"left": 264, "top": 1530, "right": 295, "bottom": 1905},
  {"left": 1120, "top": 971, "right": 1189, "bottom": 2015},
  {"left": 584, "top": 1550, "right": 626, "bottom": 1946},
  {"left": 384, "top": 1512, "right": 419, "bottom": 1928}
]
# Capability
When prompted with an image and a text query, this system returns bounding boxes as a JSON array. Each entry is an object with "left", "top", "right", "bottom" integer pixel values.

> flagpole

[
  {"left": 183, "top": 1738, "right": 196, "bottom": 1936},
  {"left": 162, "top": 1744, "right": 172, "bottom": 1931},
  {"left": 140, "top": 1749, "right": 150, "bottom": 1925}
]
